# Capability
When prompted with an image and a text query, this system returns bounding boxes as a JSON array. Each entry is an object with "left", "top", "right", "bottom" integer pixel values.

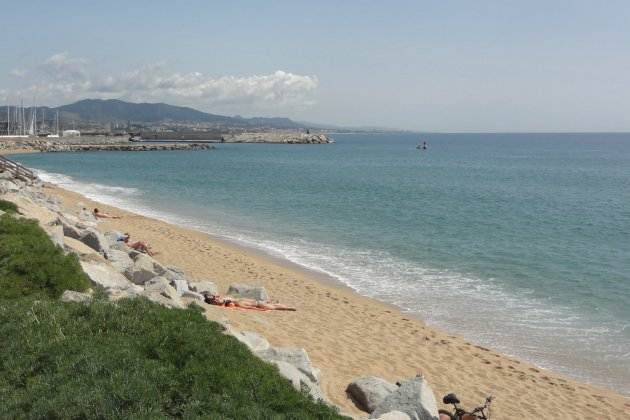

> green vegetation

[
  {"left": 0, "top": 211, "right": 344, "bottom": 419},
  {"left": 0, "top": 215, "right": 89, "bottom": 299},
  {"left": 0, "top": 199, "right": 18, "bottom": 213}
]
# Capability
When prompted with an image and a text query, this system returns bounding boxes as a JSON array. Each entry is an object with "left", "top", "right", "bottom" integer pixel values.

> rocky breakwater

[
  {"left": 224, "top": 131, "right": 334, "bottom": 144},
  {"left": 41, "top": 142, "right": 213, "bottom": 152},
  {"left": 0, "top": 138, "right": 213, "bottom": 153},
  {"left": 0, "top": 172, "right": 330, "bottom": 409}
]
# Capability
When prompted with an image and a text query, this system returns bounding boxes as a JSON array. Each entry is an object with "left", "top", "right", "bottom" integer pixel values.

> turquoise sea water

[{"left": 14, "top": 133, "right": 630, "bottom": 394}]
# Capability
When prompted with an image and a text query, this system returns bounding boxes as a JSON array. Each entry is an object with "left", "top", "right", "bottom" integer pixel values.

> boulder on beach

[
  {"left": 80, "top": 260, "right": 142, "bottom": 294},
  {"left": 125, "top": 253, "right": 166, "bottom": 285},
  {"left": 370, "top": 375, "right": 439, "bottom": 420},
  {"left": 227, "top": 283, "right": 269, "bottom": 302},
  {"left": 79, "top": 227, "right": 109, "bottom": 253},
  {"left": 257, "top": 347, "right": 319, "bottom": 383},
  {"left": 144, "top": 276, "right": 179, "bottom": 301},
  {"left": 64, "top": 236, "right": 101, "bottom": 256},
  {"left": 60, "top": 216, "right": 84, "bottom": 239},
  {"left": 272, "top": 360, "right": 326, "bottom": 402},
  {"left": 347, "top": 376, "right": 398, "bottom": 413},
  {"left": 189, "top": 280, "right": 218, "bottom": 296},
  {"left": 230, "top": 330, "right": 271, "bottom": 353},
  {"left": 106, "top": 249, "right": 135, "bottom": 273},
  {"left": 374, "top": 411, "right": 412, "bottom": 420}
]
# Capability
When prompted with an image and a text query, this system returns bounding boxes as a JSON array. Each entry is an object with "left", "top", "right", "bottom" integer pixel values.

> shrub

[
  {"left": 0, "top": 297, "right": 345, "bottom": 419},
  {"left": 0, "top": 215, "right": 90, "bottom": 298}
]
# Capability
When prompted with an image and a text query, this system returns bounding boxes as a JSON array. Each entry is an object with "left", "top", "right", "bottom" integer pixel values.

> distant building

[{"left": 62, "top": 129, "right": 81, "bottom": 138}]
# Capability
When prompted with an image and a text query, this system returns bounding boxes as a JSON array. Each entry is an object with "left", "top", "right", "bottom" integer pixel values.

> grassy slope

[{"left": 0, "top": 214, "right": 344, "bottom": 419}]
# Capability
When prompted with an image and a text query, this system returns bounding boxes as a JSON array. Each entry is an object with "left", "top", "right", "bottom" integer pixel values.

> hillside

[{"left": 55, "top": 99, "right": 303, "bottom": 129}]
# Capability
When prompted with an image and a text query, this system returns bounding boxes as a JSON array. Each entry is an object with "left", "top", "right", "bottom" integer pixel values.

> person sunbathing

[
  {"left": 203, "top": 293, "right": 296, "bottom": 311},
  {"left": 93, "top": 208, "right": 121, "bottom": 219},
  {"left": 122, "top": 234, "right": 158, "bottom": 256}
]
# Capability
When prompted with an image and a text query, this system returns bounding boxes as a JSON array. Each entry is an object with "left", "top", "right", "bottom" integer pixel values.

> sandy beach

[{"left": 40, "top": 183, "right": 629, "bottom": 419}]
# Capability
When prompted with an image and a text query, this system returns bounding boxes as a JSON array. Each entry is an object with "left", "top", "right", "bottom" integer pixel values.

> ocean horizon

[{"left": 14, "top": 132, "right": 630, "bottom": 395}]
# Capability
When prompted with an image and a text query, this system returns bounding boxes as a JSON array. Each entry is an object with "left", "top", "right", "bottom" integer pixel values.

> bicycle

[{"left": 438, "top": 393, "right": 493, "bottom": 420}]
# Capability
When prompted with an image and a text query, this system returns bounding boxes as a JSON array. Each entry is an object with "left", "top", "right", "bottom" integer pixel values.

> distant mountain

[{"left": 54, "top": 99, "right": 304, "bottom": 129}]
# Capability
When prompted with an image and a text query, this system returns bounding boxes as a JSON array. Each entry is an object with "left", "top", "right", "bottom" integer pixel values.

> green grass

[
  {"left": 0, "top": 215, "right": 90, "bottom": 299},
  {"left": 0, "top": 297, "right": 343, "bottom": 419},
  {"left": 0, "top": 199, "right": 18, "bottom": 213},
  {"left": 0, "top": 211, "right": 345, "bottom": 419}
]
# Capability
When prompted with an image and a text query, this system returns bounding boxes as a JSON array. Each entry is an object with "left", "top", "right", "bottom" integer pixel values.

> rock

[
  {"left": 257, "top": 347, "right": 319, "bottom": 383},
  {"left": 78, "top": 208, "right": 96, "bottom": 222},
  {"left": 170, "top": 278, "right": 189, "bottom": 296},
  {"left": 44, "top": 224, "right": 64, "bottom": 248},
  {"left": 141, "top": 291, "right": 185, "bottom": 309},
  {"left": 347, "top": 377, "right": 398, "bottom": 413},
  {"left": 189, "top": 280, "right": 218, "bottom": 296},
  {"left": 64, "top": 236, "right": 100, "bottom": 256},
  {"left": 181, "top": 290, "right": 205, "bottom": 302},
  {"left": 144, "top": 276, "right": 179, "bottom": 300},
  {"left": 79, "top": 228, "right": 109, "bottom": 253},
  {"left": 374, "top": 411, "right": 412, "bottom": 420},
  {"left": 60, "top": 290, "right": 92, "bottom": 304},
  {"left": 60, "top": 216, "right": 84, "bottom": 239},
  {"left": 164, "top": 265, "right": 186, "bottom": 282},
  {"left": 227, "top": 283, "right": 269, "bottom": 302},
  {"left": 103, "top": 230, "right": 124, "bottom": 246},
  {"left": 80, "top": 260, "right": 143, "bottom": 294},
  {"left": 125, "top": 254, "right": 166, "bottom": 285},
  {"left": 230, "top": 330, "right": 271, "bottom": 353},
  {"left": 106, "top": 249, "right": 134, "bottom": 273},
  {"left": 109, "top": 242, "right": 129, "bottom": 252},
  {"left": 370, "top": 376, "right": 439, "bottom": 420},
  {"left": 272, "top": 361, "right": 326, "bottom": 402}
]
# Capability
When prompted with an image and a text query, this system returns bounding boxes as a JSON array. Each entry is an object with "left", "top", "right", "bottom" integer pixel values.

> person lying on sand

[
  {"left": 203, "top": 293, "right": 296, "bottom": 311},
  {"left": 93, "top": 208, "right": 121, "bottom": 219},
  {"left": 122, "top": 234, "right": 158, "bottom": 256}
]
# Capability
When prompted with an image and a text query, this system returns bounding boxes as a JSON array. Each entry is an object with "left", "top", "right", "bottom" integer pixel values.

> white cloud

[
  {"left": 10, "top": 68, "right": 27, "bottom": 77},
  {"left": 10, "top": 53, "right": 318, "bottom": 115}
]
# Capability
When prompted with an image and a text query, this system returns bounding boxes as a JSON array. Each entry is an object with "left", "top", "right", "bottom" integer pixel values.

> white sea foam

[{"left": 37, "top": 169, "right": 630, "bottom": 395}]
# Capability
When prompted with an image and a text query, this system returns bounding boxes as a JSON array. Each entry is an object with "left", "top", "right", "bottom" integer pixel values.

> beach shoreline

[{"left": 38, "top": 181, "right": 629, "bottom": 418}]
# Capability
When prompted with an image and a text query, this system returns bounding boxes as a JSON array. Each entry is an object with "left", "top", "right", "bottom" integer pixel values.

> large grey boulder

[
  {"left": 374, "top": 411, "right": 411, "bottom": 420},
  {"left": 144, "top": 276, "right": 179, "bottom": 301},
  {"left": 106, "top": 249, "right": 134, "bottom": 273},
  {"left": 257, "top": 347, "right": 319, "bottom": 383},
  {"left": 227, "top": 283, "right": 269, "bottom": 301},
  {"left": 370, "top": 376, "right": 439, "bottom": 420},
  {"left": 125, "top": 254, "right": 166, "bottom": 285},
  {"left": 347, "top": 376, "right": 398, "bottom": 413},
  {"left": 103, "top": 230, "right": 124, "bottom": 246},
  {"left": 64, "top": 236, "right": 100, "bottom": 256},
  {"left": 230, "top": 330, "right": 271, "bottom": 353},
  {"left": 80, "top": 260, "right": 143, "bottom": 294},
  {"left": 79, "top": 228, "right": 109, "bottom": 253},
  {"left": 272, "top": 360, "right": 326, "bottom": 402},
  {"left": 78, "top": 208, "right": 96, "bottom": 222},
  {"left": 61, "top": 219, "right": 84, "bottom": 239},
  {"left": 181, "top": 290, "right": 204, "bottom": 302},
  {"left": 170, "top": 279, "right": 189, "bottom": 296},
  {"left": 44, "top": 224, "right": 64, "bottom": 248},
  {"left": 189, "top": 280, "right": 218, "bottom": 296},
  {"left": 60, "top": 290, "right": 93, "bottom": 304},
  {"left": 164, "top": 265, "right": 186, "bottom": 282}
]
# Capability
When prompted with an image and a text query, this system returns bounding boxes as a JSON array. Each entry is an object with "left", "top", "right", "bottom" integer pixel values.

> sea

[{"left": 13, "top": 133, "right": 630, "bottom": 394}]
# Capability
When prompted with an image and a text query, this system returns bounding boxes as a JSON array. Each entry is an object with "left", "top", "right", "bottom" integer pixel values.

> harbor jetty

[{"left": 0, "top": 137, "right": 212, "bottom": 154}]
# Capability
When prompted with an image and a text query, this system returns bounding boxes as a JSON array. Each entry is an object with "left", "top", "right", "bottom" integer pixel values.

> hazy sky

[{"left": 1, "top": 0, "right": 629, "bottom": 132}]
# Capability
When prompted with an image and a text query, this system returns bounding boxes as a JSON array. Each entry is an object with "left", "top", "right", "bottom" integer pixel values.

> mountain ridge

[{"left": 54, "top": 99, "right": 303, "bottom": 129}]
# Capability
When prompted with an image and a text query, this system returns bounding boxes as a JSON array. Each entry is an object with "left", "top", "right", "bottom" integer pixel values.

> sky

[{"left": 1, "top": 0, "right": 629, "bottom": 132}]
